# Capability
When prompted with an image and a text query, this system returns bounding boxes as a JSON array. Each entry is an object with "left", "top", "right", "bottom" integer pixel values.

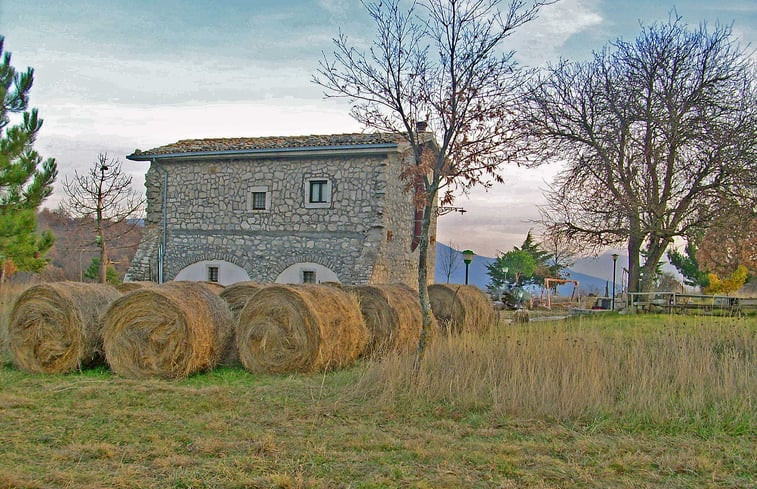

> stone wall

[{"left": 127, "top": 148, "right": 435, "bottom": 286}]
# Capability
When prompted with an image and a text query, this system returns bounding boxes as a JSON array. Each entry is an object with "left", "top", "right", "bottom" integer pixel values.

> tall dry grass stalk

[{"left": 355, "top": 315, "right": 756, "bottom": 425}]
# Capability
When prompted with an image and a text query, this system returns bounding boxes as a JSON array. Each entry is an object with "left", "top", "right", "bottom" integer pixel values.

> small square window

[
  {"left": 309, "top": 180, "right": 328, "bottom": 203},
  {"left": 208, "top": 266, "right": 219, "bottom": 283},
  {"left": 251, "top": 191, "right": 266, "bottom": 210},
  {"left": 247, "top": 185, "right": 270, "bottom": 212},
  {"left": 302, "top": 270, "right": 316, "bottom": 284}
]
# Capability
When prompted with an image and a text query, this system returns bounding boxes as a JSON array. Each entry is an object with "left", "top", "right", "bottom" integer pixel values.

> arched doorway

[
  {"left": 174, "top": 259, "right": 250, "bottom": 286},
  {"left": 275, "top": 262, "right": 340, "bottom": 284}
]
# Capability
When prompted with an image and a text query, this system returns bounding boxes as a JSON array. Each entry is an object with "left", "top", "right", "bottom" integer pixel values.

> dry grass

[{"left": 356, "top": 314, "right": 756, "bottom": 429}]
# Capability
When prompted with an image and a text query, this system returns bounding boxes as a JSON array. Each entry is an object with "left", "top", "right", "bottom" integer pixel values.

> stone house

[{"left": 125, "top": 133, "right": 437, "bottom": 287}]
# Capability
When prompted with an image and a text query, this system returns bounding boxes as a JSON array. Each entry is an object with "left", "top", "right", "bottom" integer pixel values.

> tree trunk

[
  {"left": 626, "top": 217, "right": 643, "bottom": 294},
  {"left": 100, "top": 234, "right": 108, "bottom": 284},
  {"left": 415, "top": 200, "right": 434, "bottom": 363},
  {"left": 639, "top": 239, "right": 670, "bottom": 293}
]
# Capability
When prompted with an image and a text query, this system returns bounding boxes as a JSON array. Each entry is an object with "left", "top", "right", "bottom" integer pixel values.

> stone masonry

[{"left": 125, "top": 133, "right": 437, "bottom": 288}]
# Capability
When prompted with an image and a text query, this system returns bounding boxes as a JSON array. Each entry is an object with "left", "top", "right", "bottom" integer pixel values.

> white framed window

[
  {"left": 304, "top": 178, "right": 331, "bottom": 209},
  {"left": 302, "top": 270, "right": 317, "bottom": 284},
  {"left": 207, "top": 266, "right": 219, "bottom": 283},
  {"left": 247, "top": 185, "right": 271, "bottom": 211}
]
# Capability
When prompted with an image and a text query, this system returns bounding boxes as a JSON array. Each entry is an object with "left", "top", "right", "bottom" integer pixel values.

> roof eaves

[{"left": 126, "top": 142, "right": 400, "bottom": 161}]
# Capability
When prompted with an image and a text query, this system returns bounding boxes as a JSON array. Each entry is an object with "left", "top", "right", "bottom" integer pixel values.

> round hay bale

[
  {"left": 236, "top": 284, "right": 368, "bottom": 373},
  {"left": 102, "top": 281, "right": 233, "bottom": 379},
  {"left": 219, "top": 281, "right": 264, "bottom": 319},
  {"left": 218, "top": 282, "right": 265, "bottom": 367},
  {"left": 428, "top": 284, "right": 494, "bottom": 334},
  {"left": 349, "top": 283, "right": 437, "bottom": 356},
  {"left": 116, "top": 281, "right": 156, "bottom": 293},
  {"left": 186, "top": 281, "right": 226, "bottom": 294},
  {"left": 9, "top": 282, "right": 121, "bottom": 373}
]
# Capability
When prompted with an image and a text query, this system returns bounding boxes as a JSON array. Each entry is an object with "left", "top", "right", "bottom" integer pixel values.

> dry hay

[
  {"left": 190, "top": 281, "right": 226, "bottom": 294},
  {"left": 8, "top": 282, "right": 121, "bottom": 373},
  {"left": 116, "top": 281, "right": 157, "bottom": 293},
  {"left": 217, "top": 281, "right": 265, "bottom": 366},
  {"left": 428, "top": 284, "right": 494, "bottom": 334},
  {"left": 349, "top": 283, "right": 437, "bottom": 356},
  {"left": 219, "top": 282, "right": 264, "bottom": 319},
  {"left": 236, "top": 284, "right": 368, "bottom": 373},
  {"left": 102, "top": 281, "right": 233, "bottom": 379}
]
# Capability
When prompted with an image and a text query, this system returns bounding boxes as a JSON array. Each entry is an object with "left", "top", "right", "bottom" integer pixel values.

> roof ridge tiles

[{"left": 132, "top": 132, "right": 403, "bottom": 157}]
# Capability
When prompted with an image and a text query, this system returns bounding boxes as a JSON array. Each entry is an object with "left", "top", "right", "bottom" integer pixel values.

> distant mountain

[{"left": 434, "top": 242, "right": 618, "bottom": 296}]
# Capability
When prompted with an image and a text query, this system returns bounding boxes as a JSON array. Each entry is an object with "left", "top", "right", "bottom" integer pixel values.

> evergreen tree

[
  {"left": 84, "top": 257, "right": 120, "bottom": 285},
  {"left": 0, "top": 36, "right": 57, "bottom": 284},
  {"left": 668, "top": 241, "right": 709, "bottom": 289},
  {"left": 487, "top": 250, "right": 537, "bottom": 288},
  {"left": 514, "top": 231, "right": 562, "bottom": 285}
]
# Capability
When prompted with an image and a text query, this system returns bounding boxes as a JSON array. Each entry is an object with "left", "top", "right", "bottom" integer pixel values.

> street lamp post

[
  {"left": 462, "top": 249, "right": 475, "bottom": 285},
  {"left": 611, "top": 253, "right": 619, "bottom": 311},
  {"left": 502, "top": 266, "right": 509, "bottom": 286}
]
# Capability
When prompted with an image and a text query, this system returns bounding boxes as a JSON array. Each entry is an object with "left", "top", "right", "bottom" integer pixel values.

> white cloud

[
  {"left": 507, "top": 0, "right": 604, "bottom": 65},
  {"left": 435, "top": 164, "right": 564, "bottom": 256},
  {"left": 318, "top": 0, "right": 349, "bottom": 16}
]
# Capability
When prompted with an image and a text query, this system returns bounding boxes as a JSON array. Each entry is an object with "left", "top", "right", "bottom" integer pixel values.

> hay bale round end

[
  {"left": 102, "top": 281, "right": 233, "bottom": 379},
  {"left": 8, "top": 282, "right": 121, "bottom": 373},
  {"left": 350, "top": 284, "right": 436, "bottom": 356},
  {"left": 428, "top": 284, "right": 494, "bottom": 334},
  {"left": 236, "top": 284, "right": 368, "bottom": 373}
]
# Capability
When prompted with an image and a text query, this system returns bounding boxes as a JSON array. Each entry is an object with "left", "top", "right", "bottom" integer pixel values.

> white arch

[
  {"left": 275, "top": 262, "right": 340, "bottom": 284},
  {"left": 174, "top": 259, "right": 250, "bottom": 286}
]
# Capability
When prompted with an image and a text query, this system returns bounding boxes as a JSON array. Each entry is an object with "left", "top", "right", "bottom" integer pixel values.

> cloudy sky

[{"left": 1, "top": 0, "right": 755, "bottom": 257}]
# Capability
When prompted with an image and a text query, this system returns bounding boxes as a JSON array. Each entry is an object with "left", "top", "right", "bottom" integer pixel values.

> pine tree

[
  {"left": 667, "top": 241, "right": 709, "bottom": 289},
  {"left": 0, "top": 36, "right": 58, "bottom": 286},
  {"left": 514, "top": 231, "right": 561, "bottom": 285}
]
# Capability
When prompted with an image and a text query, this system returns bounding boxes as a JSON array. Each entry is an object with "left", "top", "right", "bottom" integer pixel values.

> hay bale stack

[
  {"left": 102, "top": 281, "right": 233, "bottom": 379},
  {"left": 8, "top": 282, "right": 121, "bottom": 373},
  {"left": 428, "top": 284, "right": 494, "bottom": 334},
  {"left": 236, "top": 284, "right": 368, "bottom": 373},
  {"left": 349, "top": 284, "right": 436, "bottom": 356},
  {"left": 116, "top": 281, "right": 156, "bottom": 293}
]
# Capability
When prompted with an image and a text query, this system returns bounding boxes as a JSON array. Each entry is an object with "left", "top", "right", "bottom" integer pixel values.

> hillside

[{"left": 36, "top": 209, "right": 143, "bottom": 281}]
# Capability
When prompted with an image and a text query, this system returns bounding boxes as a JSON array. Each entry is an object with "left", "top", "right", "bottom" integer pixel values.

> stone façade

[{"left": 125, "top": 133, "right": 437, "bottom": 288}]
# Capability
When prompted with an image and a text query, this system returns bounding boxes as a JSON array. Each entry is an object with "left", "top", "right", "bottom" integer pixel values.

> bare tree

[
  {"left": 525, "top": 16, "right": 756, "bottom": 292},
  {"left": 538, "top": 231, "right": 577, "bottom": 273},
  {"left": 314, "top": 0, "right": 552, "bottom": 355},
  {"left": 62, "top": 153, "right": 144, "bottom": 283},
  {"left": 438, "top": 241, "right": 462, "bottom": 283}
]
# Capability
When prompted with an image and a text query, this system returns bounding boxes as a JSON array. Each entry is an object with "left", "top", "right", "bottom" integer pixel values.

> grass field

[{"left": 1, "top": 284, "right": 755, "bottom": 488}]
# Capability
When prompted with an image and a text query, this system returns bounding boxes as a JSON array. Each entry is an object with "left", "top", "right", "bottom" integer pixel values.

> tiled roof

[{"left": 130, "top": 133, "right": 402, "bottom": 158}]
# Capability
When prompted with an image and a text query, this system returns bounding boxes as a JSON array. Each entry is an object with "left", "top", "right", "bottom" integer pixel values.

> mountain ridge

[{"left": 435, "top": 242, "right": 620, "bottom": 295}]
